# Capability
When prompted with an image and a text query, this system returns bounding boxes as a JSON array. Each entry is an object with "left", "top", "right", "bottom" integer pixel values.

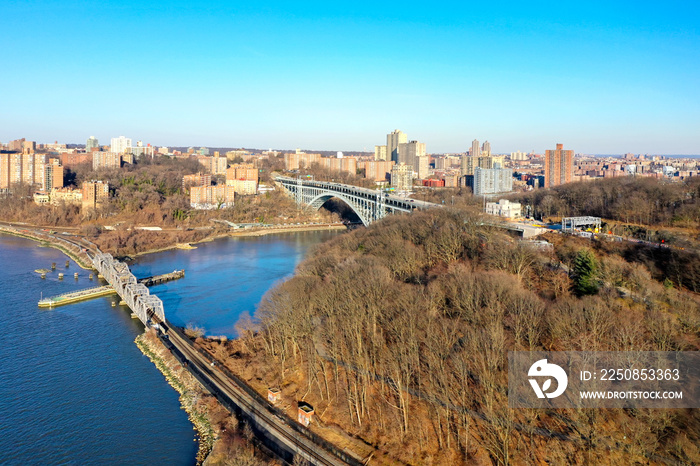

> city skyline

[{"left": 1, "top": 1, "right": 698, "bottom": 154}]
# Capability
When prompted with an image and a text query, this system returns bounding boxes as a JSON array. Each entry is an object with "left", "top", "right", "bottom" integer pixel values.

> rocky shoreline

[{"left": 135, "top": 331, "right": 216, "bottom": 465}]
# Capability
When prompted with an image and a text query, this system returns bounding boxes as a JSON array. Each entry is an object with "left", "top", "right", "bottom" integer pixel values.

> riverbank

[
  {"left": 0, "top": 225, "right": 93, "bottom": 269},
  {"left": 135, "top": 331, "right": 216, "bottom": 465},
  {"left": 136, "top": 330, "right": 271, "bottom": 465},
  {"left": 130, "top": 223, "right": 348, "bottom": 259}
]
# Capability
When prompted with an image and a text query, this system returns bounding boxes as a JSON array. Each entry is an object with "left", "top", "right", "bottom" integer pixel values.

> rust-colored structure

[{"left": 544, "top": 143, "right": 573, "bottom": 187}]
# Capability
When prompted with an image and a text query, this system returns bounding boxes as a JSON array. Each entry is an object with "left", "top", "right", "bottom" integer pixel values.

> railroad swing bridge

[
  {"left": 92, "top": 252, "right": 164, "bottom": 325},
  {"left": 275, "top": 175, "right": 436, "bottom": 226}
]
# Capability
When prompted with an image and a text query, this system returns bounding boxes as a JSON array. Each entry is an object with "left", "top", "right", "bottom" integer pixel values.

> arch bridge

[{"left": 275, "top": 175, "right": 436, "bottom": 225}]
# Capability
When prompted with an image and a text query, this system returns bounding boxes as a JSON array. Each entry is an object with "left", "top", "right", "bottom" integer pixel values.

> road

[{"left": 161, "top": 323, "right": 358, "bottom": 466}]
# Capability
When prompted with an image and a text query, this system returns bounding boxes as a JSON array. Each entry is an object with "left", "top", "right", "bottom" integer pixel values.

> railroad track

[{"left": 162, "top": 323, "right": 355, "bottom": 466}]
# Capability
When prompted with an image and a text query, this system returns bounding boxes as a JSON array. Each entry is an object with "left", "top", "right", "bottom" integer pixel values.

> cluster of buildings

[
  {"left": 283, "top": 150, "right": 359, "bottom": 175},
  {"left": 184, "top": 162, "right": 260, "bottom": 209},
  {"left": 33, "top": 180, "right": 109, "bottom": 210},
  {"left": 375, "top": 130, "right": 430, "bottom": 182},
  {"left": 0, "top": 151, "right": 63, "bottom": 191},
  {"left": 4, "top": 131, "right": 697, "bottom": 218}
]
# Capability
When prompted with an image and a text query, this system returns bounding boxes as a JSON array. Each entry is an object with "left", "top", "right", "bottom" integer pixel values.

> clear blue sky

[{"left": 1, "top": 1, "right": 698, "bottom": 154}]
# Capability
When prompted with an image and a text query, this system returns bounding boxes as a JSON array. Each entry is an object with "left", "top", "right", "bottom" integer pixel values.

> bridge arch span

[{"left": 308, "top": 193, "right": 370, "bottom": 226}]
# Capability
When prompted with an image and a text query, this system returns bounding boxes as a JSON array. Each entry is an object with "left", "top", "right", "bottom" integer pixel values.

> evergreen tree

[{"left": 573, "top": 248, "right": 600, "bottom": 296}]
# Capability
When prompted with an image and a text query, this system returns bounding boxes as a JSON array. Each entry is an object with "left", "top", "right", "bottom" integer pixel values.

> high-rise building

[
  {"left": 60, "top": 152, "right": 92, "bottom": 168},
  {"left": 0, "top": 152, "right": 47, "bottom": 188},
  {"left": 283, "top": 152, "right": 321, "bottom": 170},
  {"left": 414, "top": 155, "right": 430, "bottom": 179},
  {"left": 227, "top": 164, "right": 258, "bottom": 183},
  {"left": 197, "top": 155, "right": 228, "bottom": 175},
  {"left": 319, "top": 157, "right": 357, "bottom": 175},
  {"left": 226, "top": 178, "right": 258, "bottom": 195},
  {"left": 471, "top": 139, "right": 480, "bottom": 158},
  {"left": 397, "top": 140, "right": 426, "bottom": 168},
  {"left": 471, "top": 167, "right": 513, "bottom": 196},
  {"left": 82, "top": 180, "right": 109, "bottom": 209},
  {"left": 391, "top": 163, "right": 413, "bottom": 191},
  {"left": 461, "top": 154, "right": 502, "bottom": 175},
  {"left": 182, "top": 173, "right": 212, "bottom": 192},
  {"left": 110, "top": 136, "right": 132, "bottom": 154},
  {"left": 387, "top": 130, "right": 408, "bottom": 163},
  {"left": 190, "top": 185, "right": 236, "bottom": 209},
  {"left": 86, "top": 136, "right": 99, "bottom": 152},
  {"left": 8, "top": 138, "right": 25, "bottom": 152},
  {"left": 126, "top": 144, "right": 154, "bottom": 159},
  {"left": 93, "top": 152, "right": 121, "bottom": 170},
  {"left": 43, "top": 159, "right": 64, "bottom": 191},
  {"left": 544, "top": 143, "right": 574, "bottom": 187},
  {"left": 359, "top": 160, "right": 395, "bottom": 181},
  {"left": 481, "top": 141, "right": 491, "bottom": 157},
  {"left": 374, "top": 145, "right": 387, "bottom": 161}
]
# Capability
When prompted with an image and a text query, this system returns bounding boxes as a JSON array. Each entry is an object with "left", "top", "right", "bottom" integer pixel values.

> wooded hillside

[{"left": 223, "top": 208, "right": 700, "bottom": 464}]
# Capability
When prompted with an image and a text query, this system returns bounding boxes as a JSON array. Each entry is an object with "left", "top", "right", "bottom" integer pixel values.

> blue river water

[{"left": 0, "top": 230, "right": 339, "bottom": 464}]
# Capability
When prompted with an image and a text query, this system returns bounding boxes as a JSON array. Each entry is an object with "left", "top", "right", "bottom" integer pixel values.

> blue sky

[{"left": 1, "top": 1, "right": 698, "bottom": 154}]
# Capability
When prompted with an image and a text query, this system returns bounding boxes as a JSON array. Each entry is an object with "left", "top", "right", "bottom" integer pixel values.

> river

[{"left": 0, "top": 230, "right": 339, "bottom": 464}]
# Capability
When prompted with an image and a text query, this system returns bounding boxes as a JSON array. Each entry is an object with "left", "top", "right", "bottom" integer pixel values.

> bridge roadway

[
  {"left": 159, "top": 321, "right": 359, "bottom": 466},
  {"left": 275, "top": 175, "right": 437, "bottom": 225}
]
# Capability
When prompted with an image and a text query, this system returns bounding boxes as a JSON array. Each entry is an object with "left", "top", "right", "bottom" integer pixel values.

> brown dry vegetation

[
  {"left": 0, "top": 156, "right": 337, "bottom": 256},
  {"left": 202, "top": 208, "right": 699, "bottom": 465},
  {"left": 515, "top": 176, "right": 700, "bottom": 243}
]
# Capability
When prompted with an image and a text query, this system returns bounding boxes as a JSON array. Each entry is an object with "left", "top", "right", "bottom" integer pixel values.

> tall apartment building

[
  {"left": 126, "top": 144, "right": 154, "bottom": 159},
  {"left": 387, "top": 130, "right": 408, "bottom": 163},
  {"left": 226, "top": 179, "right": 258, "bottom": 195},
  {"left": 182, "top": 173, "right": 212, "bottom": 192},
  {"left": 197, "top": 155, "right": 228, "bottom": 175},
  {"left": 481, "top": 141, "right": 491, "bottom": 157},
  {"left": 60, "top": 152, "right": 92, "bottom": 168},
  {"left": 545, "top": 143, "right": 574, "bottom": 187},
  {"left": 414, "top": 155, "right": 430, "bottom": 179},
  {"left": 190, "top": 185, "right": 236, "bottom": 209},
  {"left": 82, "top": 180, "right": 109, "bottom": 209},
  {"left": 471, "top": 139, "right": 480, "bottom": 157},
  {"left": 460, "top": 154, "right": 504, "bottom": 176},
  {"left": 110, "top": 136, "right": 132, "bottom": 154},
  {"left": 8, "top": 138, "right": 26, "bottom": 152},
  {"left": 86, "top": 136, "right": 99, "bottom": 152},
  {"left": 0, "top": 152, "right": 47, "bottom": 189},
  {"left": 226, "top": 163, "right": 258, "bottom": 183},
  {"left": 471, "top": 167, "right": 513, "bottom": 196},
  {"left": 359, "top": 160, "right": 395, "bottom": 181},
  {"left": 397, "top": 140, "right": 426, "bottom": 167},
  {"left": 226, "top": 163, "right": 259, "bottom": 195},
  {"left": 374, "top": 145, "right": 387, "bottom": 161},
  {"left": 319, "top": 157, "right": 357, "bottom": 175},
  {"left": 284, "top": 152, "right": 321, "bottom": 170},
  {"left": 93, "top": 151, "right": 121, "bottom": 170},
  {"left": 43, "top": 159, "right": 64, "bottom": 191},
  {"left": 391, "top": 163, "right": 413, "bottom": 191}
]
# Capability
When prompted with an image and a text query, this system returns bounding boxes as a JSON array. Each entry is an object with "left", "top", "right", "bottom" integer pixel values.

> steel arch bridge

[{"left": 275, "top": 175, "right": 435, "bottom": 226}]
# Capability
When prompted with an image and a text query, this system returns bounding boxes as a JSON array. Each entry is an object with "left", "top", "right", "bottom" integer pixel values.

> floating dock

[
  {"left": 38, "top": 270, "right": 185, "bottom": 308},
  {"left": 38, "top": 285, "right": 116, "bottom": 308}
]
